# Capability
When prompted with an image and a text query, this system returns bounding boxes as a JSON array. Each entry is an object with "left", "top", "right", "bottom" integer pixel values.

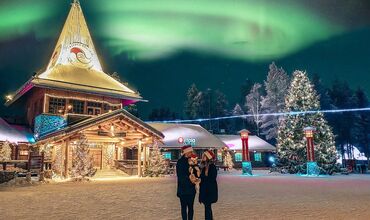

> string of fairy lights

[{"left": 146, "top": 107, "right": 370, "bottom": 123}]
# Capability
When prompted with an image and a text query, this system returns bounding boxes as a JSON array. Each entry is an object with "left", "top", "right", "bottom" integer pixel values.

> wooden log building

[{"left": 3, "top": 1, "right": 164, "bottom": 177}]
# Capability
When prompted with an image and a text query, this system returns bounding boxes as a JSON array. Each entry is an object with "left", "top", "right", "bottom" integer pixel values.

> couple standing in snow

[{"left": 176, "top": 145, "right": 218, "bottom": 220}]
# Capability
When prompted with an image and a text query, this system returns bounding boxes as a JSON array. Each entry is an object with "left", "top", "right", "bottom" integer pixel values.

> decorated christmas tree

[
  {"left": 144, "top": 142, "right": 168, "bottom": 177},
  {"left": 52, "top": 145, "right": 65, "bottom": 177},
  {"left": 0, "top": 141, "right": 12, "bottom": 162},
  {"left": 223, "top": 148, "right": 234, "bottom": 170},
  {"left": 277, "top": 71, "right": 337, "bottom": 174},
  {"left": 70, "top": 134, "right": 96, "bottom": 180}
]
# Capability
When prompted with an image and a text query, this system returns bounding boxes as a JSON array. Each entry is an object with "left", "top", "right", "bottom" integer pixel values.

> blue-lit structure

[
  {"left": 242, "top": 161, "right": 253, "bottom": 175},
  {"left": 34, "top": 114, "right": 67, "bottom": 139},
  {"left": 307, "top": 161, "right": 320, "bottom": 176}
]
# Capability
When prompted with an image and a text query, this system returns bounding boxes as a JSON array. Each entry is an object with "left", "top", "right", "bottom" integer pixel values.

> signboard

[
  {"left": 98, "top": 131, "right": 126, "bottom": 137},
  {"left": 178, "top": 137, "right": 196, "bottom": 146}
]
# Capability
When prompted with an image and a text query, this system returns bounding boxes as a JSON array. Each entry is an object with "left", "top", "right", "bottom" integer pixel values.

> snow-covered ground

[{"left": 1, "top": 171, "right": 370, "bottom": 220}]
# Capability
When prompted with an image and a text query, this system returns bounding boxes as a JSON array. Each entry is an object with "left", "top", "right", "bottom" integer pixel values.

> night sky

[{"left": 0, "top": 0, "right": 369, "bottom": 119}]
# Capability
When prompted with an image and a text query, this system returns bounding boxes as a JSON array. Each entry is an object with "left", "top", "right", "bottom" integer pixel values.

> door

[{"left": 90, "top": 148, "right": 102, "bottom": 169}]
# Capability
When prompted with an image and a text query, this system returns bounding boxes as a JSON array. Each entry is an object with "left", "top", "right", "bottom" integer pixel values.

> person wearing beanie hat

[
  {"left": 199, "top": 150, "right": 218, "bottom": 220},
  {"left": 203, "top": 150, "right": 215, "bottom": 161},
  {"left": 181, "top": 145, "right": 193, "bottom": 155},
  {"left": 176, "top": 145, "right": 196, "bottom": 220}
]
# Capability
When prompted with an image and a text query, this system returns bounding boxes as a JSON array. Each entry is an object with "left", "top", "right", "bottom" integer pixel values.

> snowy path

[{"left": 1, "top": 173, "right": 370, "bottom": 220}]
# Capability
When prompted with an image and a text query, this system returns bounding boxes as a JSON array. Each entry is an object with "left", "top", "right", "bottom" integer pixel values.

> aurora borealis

[
  {"left": 0, "top": 0, "right": 369, "bottom": 118},
  {"left": 92, "top": 0, "right": 343, "bottom": 61},
  {"left": 0, "top": 0, "right": 345, "bottom": 61}
]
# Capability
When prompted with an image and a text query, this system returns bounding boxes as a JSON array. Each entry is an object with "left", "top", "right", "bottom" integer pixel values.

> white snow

[{"left": 1, "top": 171, "right": 370, "bottom": 220}]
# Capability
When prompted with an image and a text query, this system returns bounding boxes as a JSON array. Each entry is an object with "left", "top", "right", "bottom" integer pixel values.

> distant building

[
  {"left": 0, "top": 118, "right": 34, "bottom": 160},
  {"left": 216, "top": 135, "right": 276, "bottom": 167},
  {"left": 148, "top": 123, "right": 276, "bottom": 167},
  {"left": 148, "top": 123, "right": 227, "bottom": 160}
]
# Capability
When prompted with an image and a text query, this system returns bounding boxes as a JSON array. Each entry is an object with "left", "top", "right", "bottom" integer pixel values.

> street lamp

[
  {"left": 304, "top": 126, "right": 319, "bottom": 176},
  {"left": 239, "top": 129, "right": 252, "bottom": 175}
]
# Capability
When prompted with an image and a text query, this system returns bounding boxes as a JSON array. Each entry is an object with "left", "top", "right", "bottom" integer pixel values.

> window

[
  {"left": 48, "top": 97, "right": 66, "bottom": 114},
  {"left": 235, "top": 153, "right": 242, "bottom": 162},
  {"left": 87, "top": 102, "right": 102, "bottom": 115},
  {"left": 254, "top": 152, "right": 262, "bottom": 162},
  {"left": 163, "top": 152, "right": 172, "bottom": 160},
  {"left": 87, "top": 102, "right": 102, "bottom": 108},
  {"left": 217, "top": 153, "right": 222, "bottom": 162},
  {"left": 103, "top": 103, "right": 121, "bottom": 112},
  {"left": 70, "top": 100, "right": 85, "bottom": 114}
]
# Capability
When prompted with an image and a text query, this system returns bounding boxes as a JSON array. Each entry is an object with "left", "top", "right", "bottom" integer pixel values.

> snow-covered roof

[
  {"left": 148, "top": 123, "right": 227, "bottom": 149},
  {"left": 216, "top": 135, "right": 275, "bottom": 152},
  {"left": 0, "top": 118, "right": 34, "bottom": 143}
]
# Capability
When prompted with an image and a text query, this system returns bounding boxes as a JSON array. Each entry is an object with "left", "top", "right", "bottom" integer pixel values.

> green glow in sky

[
  {"left": 0, "top": 0, "right": 343, "bottom": 61},
  {"left": 93, "top": 0, "right": 344, "bottom": 61},
  {"left": 0, "top": 0, "right": 57, "bottom": 40}
]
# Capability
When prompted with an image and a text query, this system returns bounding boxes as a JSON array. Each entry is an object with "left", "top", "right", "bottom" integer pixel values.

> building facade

[{"left": 3, "top": 1, "right": 163, "bottom": 177}]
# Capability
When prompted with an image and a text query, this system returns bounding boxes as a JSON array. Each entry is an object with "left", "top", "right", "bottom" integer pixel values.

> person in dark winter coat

[
  {"left": 176, "top": 145, "right": 196, "bottom": 220},
  {"left": 199, "top": 150, "right": 218, "bottom": 220}
]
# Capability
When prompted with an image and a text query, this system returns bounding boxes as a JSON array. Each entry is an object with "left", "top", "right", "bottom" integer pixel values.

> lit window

[
  {"left": 163, "top": 152, "right": 172, "bottom": 160},
  {"left": 70, "top": 100, "right": 85, "bottom": 114},
  {"left": 87, "top": 102, "right": 102, "bottom": 115},
  {"left": 235, "top": 153, "right": 242, "bottom": 162},
  {"left": 19, "top": 150, "right": 29, "bottom": 156},
  {"left": 217, "top": 153, "right": 222, "bottom": 161},
  {"left": 254, "top": 152, "right": 262, "bottom": 162},
  {"left": 48, "top": 97, "right": 66, "bottom": 114}
]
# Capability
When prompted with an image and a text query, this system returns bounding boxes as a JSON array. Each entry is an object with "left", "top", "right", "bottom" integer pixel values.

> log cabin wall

[
  {"left": 26, "top": 88, "right": 45, "bottom": 127},
  {"left": 7, "top": 142, "right": 30, "bottom": 160},
  {"left": 25, "top": 88, "right": 123, "bottom": 127}
]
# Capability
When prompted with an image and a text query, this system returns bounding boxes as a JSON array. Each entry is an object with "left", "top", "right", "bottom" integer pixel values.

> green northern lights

[
  {"left": 0, "top": 0, "right": 369, "bottom": 118},
  {"left": 0, "top": 0, "right": 343, "bottom": 61},
  {"left": 0, "top": 0, "right": 57, "bottom": 40},
  {"left": 93, "top": 0, "right": 343, "bottom": 61}
]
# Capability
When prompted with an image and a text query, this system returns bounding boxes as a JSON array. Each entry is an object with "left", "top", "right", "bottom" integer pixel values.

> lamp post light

[
  {"left": 239, "top": 129, "right": 252, "bottom": 175},
  {"left": 304, "top": 126, "right": 319, "bottom": 176}
]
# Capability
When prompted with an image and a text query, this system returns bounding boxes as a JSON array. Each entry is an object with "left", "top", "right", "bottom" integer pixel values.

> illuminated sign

[{"left": 178, "top": 137, "right": 196, "bottom": 146}]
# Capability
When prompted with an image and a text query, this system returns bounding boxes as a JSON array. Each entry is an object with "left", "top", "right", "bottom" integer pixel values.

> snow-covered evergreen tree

[
  {"left": 246, "top": 83, "right": 263, "bottom": 135},
  {"left": 0, "top": 141, "right": 12, "bottom": 162},
  {"left": 260, "top": 62, "right": 290, "bottom": 141},
  {"left": 185, "top": 84, "right": 200, "bottom": 119},
  {"left": 214, "top": 90, "right": 228, "bottom": 117},
  {"left": 231, "top": 103, "right": 245, "bottom": 132},
  {"left": 144, "top": 142, "right": 168, "bottom": 177},
  {"left": 277, "top": 71, "right": 337, "bottom": 174},
  {"left": 70, "top": 134, "right": 96, "bottom": 180},
  {"left": 232, "top": 103, "right": 244, "bottom": 116}
]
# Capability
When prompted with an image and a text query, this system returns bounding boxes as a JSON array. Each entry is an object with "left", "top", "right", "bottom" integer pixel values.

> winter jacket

[
  {"left": 199, "top": 163, "right": 218, "bottom": 204},
  {"left": 176, "top": 155, "right": 196, "bottom": 197}
]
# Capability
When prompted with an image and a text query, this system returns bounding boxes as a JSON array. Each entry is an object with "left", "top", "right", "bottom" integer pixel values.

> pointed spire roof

[
  {"left": 45, "top": 1, "right": 102, "bottom": 71},
  {"left": 6, "top": 1, "right": 142, "bottom": 106}
]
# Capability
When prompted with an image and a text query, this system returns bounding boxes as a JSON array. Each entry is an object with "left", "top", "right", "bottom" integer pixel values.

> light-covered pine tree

[
  {"left": 277, "top": 71, "right": 337, "bottom": 174},
  {"left": 70, "top": 134, "right": 96, "bottom": 180},
  {"left": 0, "top": 141, "right": 12, "bottom": 162},
  {"left": 144, "top": 142, "right": 168, "bottom": 177},
  {"left": 223, "top": 149, "right": 234, "bottom": 170},
  {"left": 52, "top": 145, "right": 64, "bottom": 177},
  {"left": 260, "top": 62, "right": 290, "bottom": 141}
]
